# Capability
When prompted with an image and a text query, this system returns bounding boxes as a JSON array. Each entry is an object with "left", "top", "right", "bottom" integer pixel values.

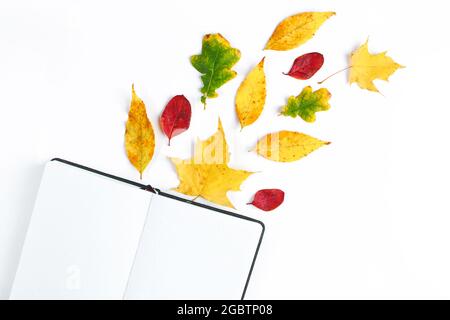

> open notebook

[{"left": 10, "top": 159, "right": 264, "bottom": 300}]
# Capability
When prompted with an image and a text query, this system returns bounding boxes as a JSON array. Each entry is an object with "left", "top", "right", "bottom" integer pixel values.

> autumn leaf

[
  {"left": 191, "top": 33, "right": 241, "bottom": 107},
  {"left": 125, "top": 84, "right": 155, "bottom": 179},
  {"left": 235, "top": 57, "right": 266, "bottom": 129},
  {"left": 248, "top": 189, "right": 285, "bottom": 211},
  {"left": 283, "top": 52, "right": 324, "bottom": 80},
  {"left": 171, "top": 161, "right": 252, "bottom": 208},
  {"left": 254, "top": 131, "right": 330, "bottom": 162},
  {"left": 265, "top": 12, "right": 335, "bottom": 51},
  {"left": 160, "top": 95, "right": 191, "bottom": 145},
  {"left": 280, "top": 86, "right": 331, "bottom": 123},
  {"left": 193, "top": 119, "right": 229, "bottom": 164},
  {"left": 349, "top": 39, "right": 404, "bottom": 92},
  {"left": 171, "top": 119, "right": 252, "bottom": 208}
]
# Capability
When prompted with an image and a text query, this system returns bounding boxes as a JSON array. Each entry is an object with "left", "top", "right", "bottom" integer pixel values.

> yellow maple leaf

[
  {"left": 171, "top": 119, "right": 252, "bottom": 208},
  {"left": 170, "top": 161, "right": 252, "bottom": 208},
  {"left": 349, "top": 40, "right": 404, "bottom": 92},
  {"left": 265, "top": 12, "right": 335, "bottom": 51},
  {"left": 255, "top": 131, "right": 330, "bottom": 162},
  {"left": 125, "top": 84, "right": 155, "bottom": 179},
  {"left": 235, "top": 57, "right": 266, "bottom": 129},
  {"left": 193, "top": 119, "right": 229, "bottom": 164}
]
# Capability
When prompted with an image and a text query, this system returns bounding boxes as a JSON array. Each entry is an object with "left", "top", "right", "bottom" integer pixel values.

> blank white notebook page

[
  {"left": 125, "top": 195, "right": 263, "bottom": 300},
  {"left": 10, "top": 161, "right": 152, "bottom": 300}
]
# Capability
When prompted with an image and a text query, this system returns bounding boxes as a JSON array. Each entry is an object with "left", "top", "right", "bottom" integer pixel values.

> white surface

[
  {"left": 1, "top": 0, "right": 450, "bottom": 299},
  {"left": 10, "top": 161, "right": 151, "bottom": 299},
  {"left": 126, "top": 195, "right": 262, "bottom": 300}
]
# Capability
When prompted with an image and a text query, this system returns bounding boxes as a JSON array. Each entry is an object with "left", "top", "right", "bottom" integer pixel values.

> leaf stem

[{"left": 318, "top": 66, "right": 352, "bottom": 85}]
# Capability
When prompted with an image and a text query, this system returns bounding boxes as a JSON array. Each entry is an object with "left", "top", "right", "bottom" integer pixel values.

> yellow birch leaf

[
  {"left": 349, "top": 40, "right": 404, "bottom": 92},
  {"left": 235, "top": 57, "right": 266, "bottom": 129},
  {"left": 265, "top": 12, "right": 335, "bottom": 51},
  {"left": 171, "top": 119, "right": 252, "bottom": 208},
  {"left": 255, "top": 131, "right": 330, "bottom": 162},
  {"left": 125, "top": 84, "right": 155, "bottom": 179}
]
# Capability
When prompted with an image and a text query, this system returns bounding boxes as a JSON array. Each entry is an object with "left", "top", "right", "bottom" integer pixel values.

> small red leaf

[
  {"left": 248, "top": 189, "right": 285, "bottom": 211},
  {"left": 283, "top": 52, "right": 324, "bottom": 80},
  {"left": 160, "top": 95, "right": 192, "bottom": 145}
]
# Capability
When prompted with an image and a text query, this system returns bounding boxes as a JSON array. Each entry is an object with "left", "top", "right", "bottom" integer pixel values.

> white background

[{"left": 0, "top": 0, "right": 449, "bottom": 299}]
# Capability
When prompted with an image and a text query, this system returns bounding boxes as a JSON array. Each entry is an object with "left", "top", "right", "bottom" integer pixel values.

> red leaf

[
  {"left": 283, "top": 52, "right": 324, "bottom": 80},
  {"left": 248, "top": 189, "right": 285, "bottom": 211},
  {"left": 160, "top": 95, "right": 192, "bottom": 145}
]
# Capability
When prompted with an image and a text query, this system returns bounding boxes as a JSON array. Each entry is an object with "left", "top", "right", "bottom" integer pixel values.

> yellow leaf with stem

[
  {"left": 255, "top": 131, "right": 330, "bottom": 162},
  {"left": 318, "top": 39, "right": 404, "bottom": 92},
  {"left": 125, "top": 84, "right": 155, "bottom": 179},
  {"left": 349, "top": 39, "right": 404, "bottom": 92}
]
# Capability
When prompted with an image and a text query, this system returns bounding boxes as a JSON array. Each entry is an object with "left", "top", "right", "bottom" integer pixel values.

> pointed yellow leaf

[
  {"left": 349, "top": 40, "right": 404, "bottom": 92},
  {"left": 125, "top": 84, "right": 155, "bottom": 179},
  {"left": 171, "top": 118, "right": 252, "bottom": 208},
  {"left": 193, "top": 119, "right": 229, "bottom": 164},
  {"left": 255, "top": 131, "right": 330, "bottom": 162},
  {"left": 236, "top": 57, "right": 267, "bottom": 128},
  {"left": 265, "top": 12, "right": 335, "bottom": 51}
]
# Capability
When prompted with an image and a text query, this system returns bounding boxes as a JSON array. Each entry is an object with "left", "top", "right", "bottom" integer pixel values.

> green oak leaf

[
  {"left": 190, "top": 33, "right": 241, "bottom": 107},
  {"left": 280, "top": 86, "right": 331, "bottom": 123}
]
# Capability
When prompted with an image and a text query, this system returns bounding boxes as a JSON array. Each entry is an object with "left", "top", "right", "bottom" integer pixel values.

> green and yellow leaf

[
  {"left": 280, "top": 86, "right": 331, "bottom": 123},
  {"left": 191, "top": 33, "right": 241, "bottom": 107}
]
